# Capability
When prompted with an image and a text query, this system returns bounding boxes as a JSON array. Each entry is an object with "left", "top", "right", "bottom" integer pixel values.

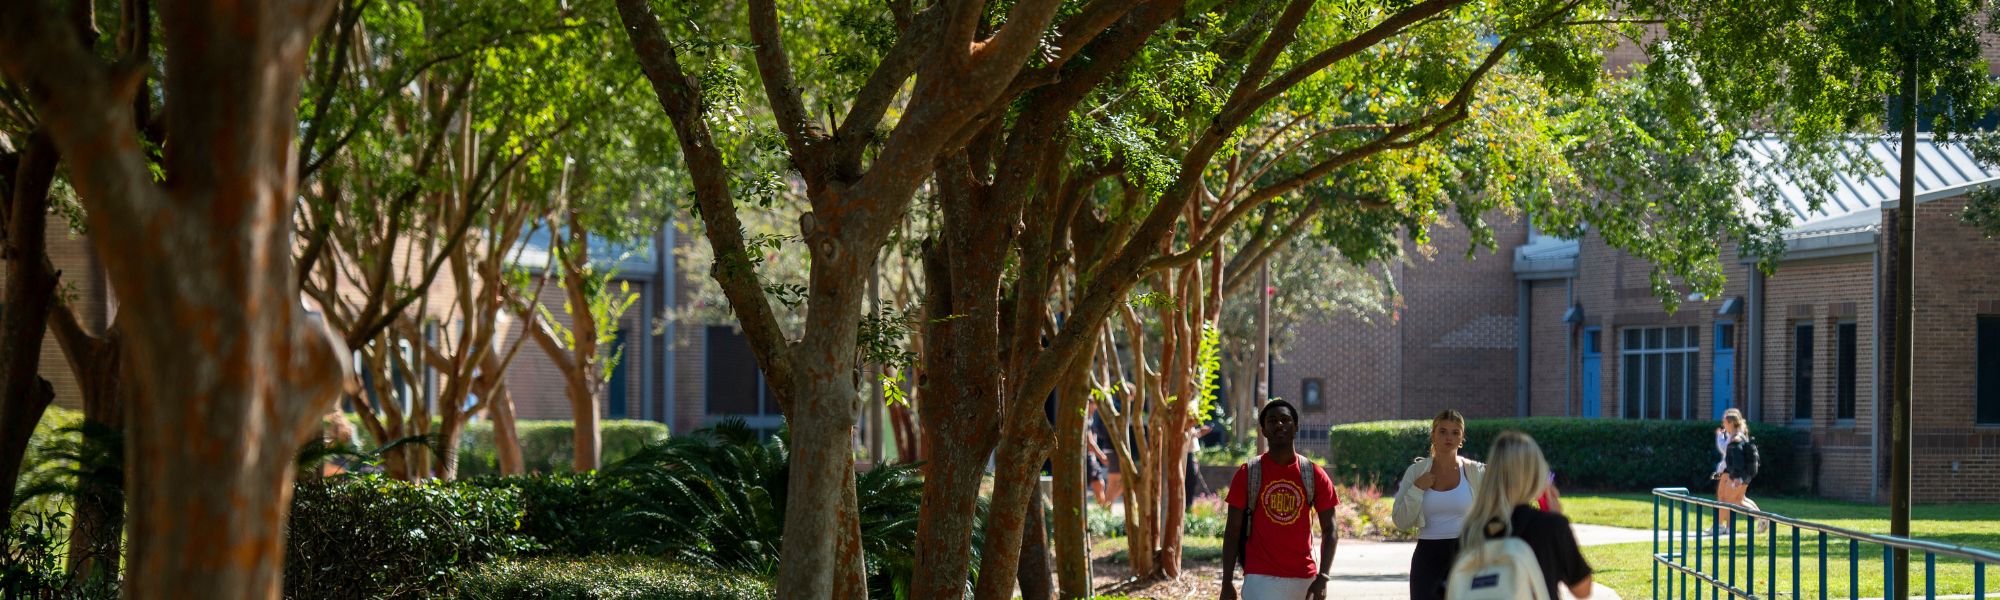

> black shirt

[{"left": 1510, "top": 505, "right": 1593, "bottom": 599}]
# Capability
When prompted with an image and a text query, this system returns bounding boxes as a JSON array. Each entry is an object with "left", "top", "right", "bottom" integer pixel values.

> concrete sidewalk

[{"left": 1323, "top": 523, "right": 1646, "bottom": 599}]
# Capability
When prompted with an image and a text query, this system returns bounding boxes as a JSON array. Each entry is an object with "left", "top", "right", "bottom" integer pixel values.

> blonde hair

[
  {"left": 1460, "top": 431, "right": 1551, "bottom": 551},
  {"left": 1723, "top": 413, "right": 1748, "bottom": 442},
  {"left": 1433, "top": 409, "right": 1467, "bottom": 430}
]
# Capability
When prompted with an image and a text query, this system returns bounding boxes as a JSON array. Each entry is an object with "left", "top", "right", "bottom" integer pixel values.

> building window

[
  {"left": 1979, "top": 316, "right": 2000, "bottom": 425},
  {"left": 1620, "top": 326, "right": 1698, "bottom": 419},
  {"left": 1836, "top": 321, "right": 1857, "bottom": 422},
  {"left": 1793, "top": 323, "right": 1814, "bottom": 421},
  {"left": 608, "top": 330, "right": 629, "bottom": 419},
  {"left": 1301, "top": 379, "right": 1324, "bottom": 410},
  {"left": 706, "top": 326, "right": 781, "bottom": 436}
]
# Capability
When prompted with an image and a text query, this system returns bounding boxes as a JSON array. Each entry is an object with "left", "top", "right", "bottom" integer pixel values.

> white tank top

[{"left": 1418, "top": 469, "right": 1473, "bottom": 540}]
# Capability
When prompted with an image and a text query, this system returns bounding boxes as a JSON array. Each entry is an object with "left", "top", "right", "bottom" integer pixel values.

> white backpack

[{"left": 1446, "top": 519, "right": 1551, "bottom": 600}]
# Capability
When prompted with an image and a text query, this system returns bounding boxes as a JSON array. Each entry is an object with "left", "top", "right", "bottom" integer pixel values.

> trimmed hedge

[
  {"left": 285, "top": 475, "right": 535, "bottom": 599},
  {"left": 454, "top": 555, "right": 772, "bottom": 599},
  {"left": 456, "top": 419, "right": 670, "bottom": 477},
  {"left": 1326, "top": 418, "right": 1807, "bottom": 494}
]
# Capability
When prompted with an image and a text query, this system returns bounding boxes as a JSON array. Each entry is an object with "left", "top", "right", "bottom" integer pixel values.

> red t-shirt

[{"left": 1226, "top": 453, "right": 1339, "bottom": 578}]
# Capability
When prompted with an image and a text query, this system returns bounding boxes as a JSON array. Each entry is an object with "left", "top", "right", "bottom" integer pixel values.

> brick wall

[
  {"left": 1758, "top": 250, "right": 1877, "bottom": 500},
  {"left": 1529, "top": 279, "right": 1572, "bottom": 417},
  {"left": 1568, "top": 233, "right": 1752, "bottom": 421},
  {"left": 0, "top": 219, "right": 110, "bottom": 412},
  {"left": 1401, "top": 219, "right": 1525, "bottom": 421},
  {"left": 1277, "top": 211, "right": 1526, "bottom": 455},
  {"left": 1893, "top": 195, "right": 2000, "bottom": 502},
  {"left": 499, "top": 277, "right": 650, "bottom": 422}
]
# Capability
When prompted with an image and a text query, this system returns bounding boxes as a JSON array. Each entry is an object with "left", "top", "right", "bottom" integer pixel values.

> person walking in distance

[
  {"left": 1451, "top": 431, "right": 1594, "bottom": 600},
  {"left": 1392, "top": 410, "right": 1485, "bottom": 600},
  {"left": 1712, "top": 411, "right": 1764, "bottom": 535},
  {"left": 1219, "top": 401, "right": 1338, "bottom": 600}
]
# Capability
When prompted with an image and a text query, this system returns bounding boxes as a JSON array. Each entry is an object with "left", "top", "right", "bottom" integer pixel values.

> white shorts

[{"left": 1242, "top": 573, "right": 1314, "bottom": 600}]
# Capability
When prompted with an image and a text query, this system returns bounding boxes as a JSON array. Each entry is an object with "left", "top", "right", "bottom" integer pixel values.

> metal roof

[
  {"left": 1742, "top": 135, "right": 2000, "bottom": 238},
  {"left": 1516, "top": 135, "right": 2000, "bottom": 276},
  {"left": 508, "top": 227, "right": 660, "bottom": 278}
]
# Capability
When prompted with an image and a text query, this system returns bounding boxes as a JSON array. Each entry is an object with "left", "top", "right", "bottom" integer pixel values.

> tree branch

[
  {"left": 1221, "top": 203, "right": 1321, "bottom": 295},
  {"left": 748, "top": 0, "right": 824, "bottom": 176},
  {"left": 1214, "top": 0, "right": 1316, "bottom": 121},
  {"left": 833, "top": 8, "right": 941, "bottom": 176},
  {"left": 616, "top": 0, "right": 795, "bottom": 387},
  {"left": 1231, "top": 0, "right": 1471, "bottom": 124},
  {"left": 1042, "top": 0, "right": 1145, "bottom": 69},
  {"left": 1235, "top": 26, "right": 1530, "bottom": 211}
]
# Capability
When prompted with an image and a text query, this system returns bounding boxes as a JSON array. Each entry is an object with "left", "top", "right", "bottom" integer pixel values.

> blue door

[
  {"left": 1713, "top": 321, "right": 1735, "bottom": 420},
  {"left": 1581, "top": 327, "right": 1602, "bottom": 418}
]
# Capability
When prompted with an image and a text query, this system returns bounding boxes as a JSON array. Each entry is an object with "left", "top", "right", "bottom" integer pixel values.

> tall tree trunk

[
  {"left": 1889, "top": 48, "right": 1917, "bottom": 600},
  {"left": 1051, "top": 354, "right": 1093, "bottom": 598},
  {"left": 559, "top": 215, "right": 604, "bottom": 472},
  {"left": 50, "top": 306, "right": 126, "bottom": 584},
  {"left": 1, "top": 3, "right": 350, "bottom": 595},
  {"left": 478, "top": 351, "right": 526, "bottom": 475},
  {"left": 520, "top": 296, "right": 603, "bottom": 472},
  {"left": 910, "top": 163, "right": 1010, "bottom": 598},
  {"left": 888, "top": 396, "right": 921, "bottom": 463},
  {"left": 566, "top": 373, "right": 601, "bottom": 471},
  {"left": 1017, "top": 486, "right": 1054, "bottom": 600},
  {"left": 776, "top": 242, "right": 872, "bottom": 600},
  {"left": 0, "top": 130, "right": 60, "bottom": 534}
]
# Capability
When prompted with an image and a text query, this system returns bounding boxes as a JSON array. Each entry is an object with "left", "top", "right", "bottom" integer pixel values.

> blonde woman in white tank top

[{"left": 1392, "top": 410, "right": 1486, "bottom": 600}]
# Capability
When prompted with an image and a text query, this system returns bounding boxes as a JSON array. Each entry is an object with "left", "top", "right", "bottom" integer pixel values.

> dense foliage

[
  {"left": 285, "top": 476, "right": 535, "bottom": 599},
  {"left": 454, "top": 555, "right": 773, "bottom": 600},
  {"left": 455, "top": 419, "right": 671, "bottom": 477},
  {"left": 1327, "top": 418, "right": 1808, "bottom": 494}
]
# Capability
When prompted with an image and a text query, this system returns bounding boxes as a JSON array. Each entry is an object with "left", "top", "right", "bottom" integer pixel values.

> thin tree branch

[
  {"left": 616, "top": 0, "right": 795, "bottom": 387},
  {"left": 833, "top": 8, "right": 941, "bottom": 176},
  {"left": 1231, "top": 0, "right": 1471, "bottom": 124},
  {"left": 748, "top": 0, "right": 824, "bottom": 175},
  {"left": 1221, "top": 203, "right": 1321, "bottom": 295}
]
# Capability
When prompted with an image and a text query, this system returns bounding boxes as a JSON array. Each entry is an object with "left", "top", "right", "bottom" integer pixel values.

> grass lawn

[{"left": 1566, "top": 493, "right": 2000, "bottom": 599}]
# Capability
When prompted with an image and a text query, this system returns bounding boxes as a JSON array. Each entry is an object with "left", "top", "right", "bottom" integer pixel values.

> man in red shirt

[{"left": 1220, "top": 400, "right": 1338, "bottom": 600}]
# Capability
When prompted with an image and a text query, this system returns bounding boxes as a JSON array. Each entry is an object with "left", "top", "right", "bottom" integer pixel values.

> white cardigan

[{"left": 1390, "top": 455, "right": 1486, "bottom": 531}]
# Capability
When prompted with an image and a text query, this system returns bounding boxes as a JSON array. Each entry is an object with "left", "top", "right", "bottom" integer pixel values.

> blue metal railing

[{"left": 1652, "top": 487, "right": 2000, "bottom": 600}]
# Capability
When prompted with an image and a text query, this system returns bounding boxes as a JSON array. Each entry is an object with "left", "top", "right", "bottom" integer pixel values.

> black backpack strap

[{"left": 1238, "top": 458, "right": 1260, "bottom": 567}]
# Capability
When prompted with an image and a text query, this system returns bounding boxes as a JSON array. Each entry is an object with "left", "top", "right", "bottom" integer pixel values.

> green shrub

[
  {"left": 457, "top": 419, "right": 671, "bottom": 477},
  {"left": 1086, "top": 503, "right": 1125, "bottom": 538},
  {"left": 1194, "top": 437, "right": 1258, "bottom": 467},
  {"left": 1, "top": 512, "right": 118, "bottom": 599},
  {"left": 285, "top": 475, "right": 535, "bottom": 599},
  {"left": 466, "top": 421, "right": 948, "bottom": 598},
  {"left": 466, "top": 472, "right": 609, "bottom": 557},
  {"left": 1326, "top": 418, "right": 1807, "bottom": 494},
  {"left": 15, "top": 408, "right": 85, "bottom": 517},
  {"left": 454, "top": 555, "right": 771, "bottom": 600}
]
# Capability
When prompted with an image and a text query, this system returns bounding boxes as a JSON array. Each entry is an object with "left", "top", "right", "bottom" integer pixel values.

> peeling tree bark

[
  {"left": 0, "top": 2, "right": 351, "bottom": 596},
  {"left": 1051, "top": 352, "right": 1094, "bottom": 598},
  {"left": 616, "top": 0, "right": 1074, "bottom": 594}
]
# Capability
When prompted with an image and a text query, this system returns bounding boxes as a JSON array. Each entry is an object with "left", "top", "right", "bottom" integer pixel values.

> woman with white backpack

[{"left": 1448, "top": 431, "right": 1593, "bottom": 600}]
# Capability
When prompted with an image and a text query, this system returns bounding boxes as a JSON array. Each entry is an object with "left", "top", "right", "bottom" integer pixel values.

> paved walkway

[{"left": 1324, "top": 524, "right": 1648, "bottom": 599}]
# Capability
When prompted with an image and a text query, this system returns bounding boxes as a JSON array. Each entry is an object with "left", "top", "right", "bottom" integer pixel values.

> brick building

[
  {"left": 1275, "top": 136, "right": 2000, "bottom": 502},
  {"left": 6, "top": 219, "right": 788, "bottom": 444}
]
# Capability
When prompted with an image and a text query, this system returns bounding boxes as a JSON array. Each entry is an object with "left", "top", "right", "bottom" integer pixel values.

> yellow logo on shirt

[{"left": 1260, "top": 479, "right": 1305, "bottom": 525}]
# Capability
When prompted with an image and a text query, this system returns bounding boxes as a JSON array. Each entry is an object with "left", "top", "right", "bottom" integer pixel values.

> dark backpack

[{"left": 1727, "top": 437, "right": 1761, "bottom": 481}]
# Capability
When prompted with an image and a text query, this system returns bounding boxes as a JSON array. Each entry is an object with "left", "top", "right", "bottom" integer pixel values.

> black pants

[{"left": 1409, "top": 537, "right": 1460, "bottom": 600}]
